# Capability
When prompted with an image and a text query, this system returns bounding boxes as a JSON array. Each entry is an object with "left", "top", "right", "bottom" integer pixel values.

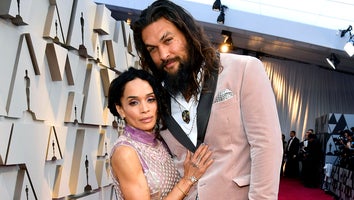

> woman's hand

[
  {"left": 182, "top": 144, "right": 214, "bottom": 185},
  {"left": 164, "top": 144, "right": 214, "bottom": 199}
]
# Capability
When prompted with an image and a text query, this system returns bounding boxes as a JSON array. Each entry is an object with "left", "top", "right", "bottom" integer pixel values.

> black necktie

[{"left": 288, "top": 138, "right": 293, "bottom": 151}]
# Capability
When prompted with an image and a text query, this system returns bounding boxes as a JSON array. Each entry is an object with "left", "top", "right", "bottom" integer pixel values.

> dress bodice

[{"left": 110, "top": 126, "right": 180, "bottom": 199}]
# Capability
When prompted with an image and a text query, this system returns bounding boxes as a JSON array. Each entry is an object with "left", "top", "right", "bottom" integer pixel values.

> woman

[{"left": 107, "top": 67, "right": 213, "bottom": 200}]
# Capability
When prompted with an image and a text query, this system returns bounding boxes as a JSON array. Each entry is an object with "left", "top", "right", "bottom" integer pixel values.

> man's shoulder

[
  {"left": 220, "top": 52, "right": 258, "bottom": 61},
  {"left": 219, "top": 53, "right": 261, "bottom": 68}
]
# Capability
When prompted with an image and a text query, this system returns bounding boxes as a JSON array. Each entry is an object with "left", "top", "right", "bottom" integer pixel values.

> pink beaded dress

[{"left": 110, "top": 125, "right": 180, "bottom": 200}]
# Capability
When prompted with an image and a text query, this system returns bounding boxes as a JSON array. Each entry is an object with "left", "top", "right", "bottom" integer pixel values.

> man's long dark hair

[{"left": 132, "top": 0, "right": 220, "bottom": 98}]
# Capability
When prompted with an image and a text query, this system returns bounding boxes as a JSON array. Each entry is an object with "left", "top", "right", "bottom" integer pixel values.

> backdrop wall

[{"left": 0, "top": 0, "right": 137, "bottom": 199}]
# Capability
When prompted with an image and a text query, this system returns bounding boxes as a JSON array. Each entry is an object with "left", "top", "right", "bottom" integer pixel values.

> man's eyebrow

[
  {"left": 145, "top": 32, "right": 173, "bottom": 47},
  {"left": 160, "top": 32, "right": 170, "bottom": 41}
]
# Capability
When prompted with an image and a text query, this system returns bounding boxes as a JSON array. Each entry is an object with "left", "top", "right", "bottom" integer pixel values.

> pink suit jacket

[{"left": 160, "top": 53, "right": 283, "bottom": 200}]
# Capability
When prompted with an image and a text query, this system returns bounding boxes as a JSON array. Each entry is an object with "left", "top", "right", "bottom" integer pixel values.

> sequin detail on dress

[{"left": 110, "top": 126, "right": 180, "bottom": 200}]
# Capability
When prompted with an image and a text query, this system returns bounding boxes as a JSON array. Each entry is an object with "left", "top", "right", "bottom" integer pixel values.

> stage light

[
  {"left": 220, "top": 30, "right": 233, "bottom": 52},
  {"left": 339, "top": 25, "right": 353, "bottom": 57},
  {"left": 344, "top": 40, "right": 354, "bottom": 57},
  {"left": 212, "top": 0, "right": 221, "bottom": 11},
  {"left": 339, "top": 25, "right": 352, "bottom": 37},
  {"left": 217, "top": 5, "right": 228, "bottom": 24},
  {"left": 326, "top": 53, "right": 340, "bottom": 69},
  {"left": 217, "top": 11, "right": 225, "bottom": 24}
]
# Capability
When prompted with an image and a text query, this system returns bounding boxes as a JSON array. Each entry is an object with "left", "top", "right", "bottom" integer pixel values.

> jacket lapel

[
  {"left": 164, "top": 113, "right": 196, "bottom": 152},
  {"left": 163, "top": 69, "right": 219, "bottom": 152},
  {"left": 196, "top": 69, "right": 218, "bottom": 147}
]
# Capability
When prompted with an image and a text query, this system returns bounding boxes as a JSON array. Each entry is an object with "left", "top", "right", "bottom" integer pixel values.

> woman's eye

[
  {"left": 128, "top": 100, "right": 139, "bottom": 106},
  {"left": 147, "top": 97, "right": 156, "bottom": 103}
]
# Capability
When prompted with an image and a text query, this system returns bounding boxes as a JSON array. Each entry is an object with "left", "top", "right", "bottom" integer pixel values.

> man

[
  {"left": 281, "top": 133, "right": 287, "bottom": 176},
  {"left": 132, "top": 1, "right": 283, "bottom": 199},
  {"left": 302, "top": 133, "right": 322, "bottom": 188},
  {"left": 299, "top": 129, "right": 311, "bottom": 179},
  {"left": 284, "top": 130, "right": 300, "bottom": 178},
  {"left": 299, "top": 129, "right": 312, "bottom": 160}
]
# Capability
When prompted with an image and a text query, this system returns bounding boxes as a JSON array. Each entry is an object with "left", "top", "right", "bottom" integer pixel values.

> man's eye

[
  {"left": 165, "top": 38, "right": 173, "bottom": 44},
  {"left": 147, "top": 47, "right": 155, "bottom": 53}
]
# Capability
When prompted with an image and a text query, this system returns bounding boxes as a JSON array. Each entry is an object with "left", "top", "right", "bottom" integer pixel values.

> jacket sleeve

[{"left": 240, "top": 57, "right": 283, "bottom": 199}]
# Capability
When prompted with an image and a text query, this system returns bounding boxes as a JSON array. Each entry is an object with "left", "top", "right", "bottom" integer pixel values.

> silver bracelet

[{"left": 189, "top": 176, "right": 198, "bottom": 184}]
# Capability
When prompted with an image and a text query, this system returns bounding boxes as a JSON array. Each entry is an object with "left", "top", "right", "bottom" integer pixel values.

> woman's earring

[
  {"left": 118, "top": 117, "right": 125, "bottom": 136},
  {"left": 112, "top": 116, "right": 118, "bottom": 129}
]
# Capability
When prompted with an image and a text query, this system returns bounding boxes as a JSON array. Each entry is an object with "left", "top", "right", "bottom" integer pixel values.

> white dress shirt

[{"left": 171, "top": 93, "right": 199, "bottom": 145}]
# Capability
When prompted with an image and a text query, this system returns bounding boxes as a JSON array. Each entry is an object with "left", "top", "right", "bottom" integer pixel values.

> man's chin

[{"left": 164, "top": 65, "right": 179, "bottom": 75}]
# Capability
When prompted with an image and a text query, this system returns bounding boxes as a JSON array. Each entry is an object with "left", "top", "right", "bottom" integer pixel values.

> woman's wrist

[
  {"left": 176, "top": 184, "right": 188, "bottom": 197},
  {"left": 182, "top": 175, "right": 198, "bottom": 186},
  {"left": 177, "top": 177, "right": 194, "bottom": 195}
]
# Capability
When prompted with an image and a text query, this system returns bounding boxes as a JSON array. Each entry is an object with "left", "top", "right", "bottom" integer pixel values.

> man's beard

[{"left": 161, "top": 60, "right": 193, "bottom": 96}]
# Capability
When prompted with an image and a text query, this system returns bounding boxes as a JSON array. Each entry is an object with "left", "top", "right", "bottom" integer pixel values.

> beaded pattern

[
  {"left": 110, "top": 131, "right": 180, "bottom": 200},
  {"left": 213, "top": 88, "right": 234, "bottom": 103}
]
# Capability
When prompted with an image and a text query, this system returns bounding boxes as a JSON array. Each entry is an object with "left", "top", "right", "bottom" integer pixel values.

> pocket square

[{"left": 214, "top": 89, "right": 234, "bottom": 103}]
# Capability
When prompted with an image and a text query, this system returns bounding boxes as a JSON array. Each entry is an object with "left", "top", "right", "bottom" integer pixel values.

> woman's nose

[{"left": 141, "top": 102, "right": 150, "bottom": 113}]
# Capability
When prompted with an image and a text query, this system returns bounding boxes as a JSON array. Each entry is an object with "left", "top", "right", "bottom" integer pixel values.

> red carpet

[{"left": 278, "top": 177, "right": 334, "bottom": 200}]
